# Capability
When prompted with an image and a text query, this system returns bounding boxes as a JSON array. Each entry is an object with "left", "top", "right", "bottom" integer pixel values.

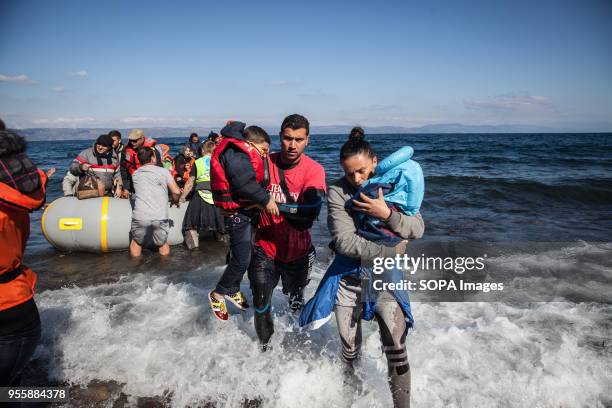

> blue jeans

[
  {"left": 0, "top": 323, "right": 41, "bottom": 387},
  {"left": 215, "top": 213, "right": 254, "bottom": 295}
]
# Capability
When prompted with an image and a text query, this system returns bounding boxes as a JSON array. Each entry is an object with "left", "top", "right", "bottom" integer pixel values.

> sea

[{"left": 18, "top": 133, "right": 612, "bottom": 407}]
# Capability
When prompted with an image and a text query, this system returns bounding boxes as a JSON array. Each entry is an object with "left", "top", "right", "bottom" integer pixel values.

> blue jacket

[
  {"left": 300, "top": 146, "right": 423, "bottom": 330},
  {"left": 299, "top": 180, "right": 414, "bottom": 330}
]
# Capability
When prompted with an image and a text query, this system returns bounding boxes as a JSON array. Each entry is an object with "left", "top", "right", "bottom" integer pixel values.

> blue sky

[{"left": 1, "top": 0, "right": 611, "bottom": 130}]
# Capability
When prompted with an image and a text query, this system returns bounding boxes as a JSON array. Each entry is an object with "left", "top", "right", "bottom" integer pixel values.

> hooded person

[
  {"left": 207, "top": 121, "right": 279, "bottom": 321},
  {"left": 0, "top": 129, "right": 50, "bottom": 388},
  {"left": 69, "top": 133, "right": 121, "bottom": 196}
]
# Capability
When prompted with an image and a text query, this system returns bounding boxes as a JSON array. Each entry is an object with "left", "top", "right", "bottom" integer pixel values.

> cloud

[
  {"left": 32, "top": 117, "right": 97, "bottom": 126},
  {"left": 119, "top": 116, "right": 213, "bottom": 126},
  {"left": 464, "top": 93, "right": 553, "bottom": 112},
  {"left": 121, "top": 116, "right": 155, "bottom": 124},
  {"left": 50, "top": 86, "right": 65, "bottom": 92},
  {"left": 1, "top": 112, "right": 19, "bottom": 117},
  {"left": 69, "top": 70, "right": 88, "bottom": 77},
  {"left": 0, "top": 74, "right": 35, "bottom": 84}
]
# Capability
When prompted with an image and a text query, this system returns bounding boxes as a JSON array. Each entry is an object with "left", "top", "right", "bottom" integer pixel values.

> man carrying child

[{"left": 208, "top": 121, "right": 279, "bottom": 321}]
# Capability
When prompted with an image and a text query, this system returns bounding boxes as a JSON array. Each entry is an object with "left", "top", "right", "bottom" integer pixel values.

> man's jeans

[
  {"left": 0, "top": 323, "right": 41, "bottom": 387},
  {"left": 215, "top": 213, "right": 254, "bottom": 295}
]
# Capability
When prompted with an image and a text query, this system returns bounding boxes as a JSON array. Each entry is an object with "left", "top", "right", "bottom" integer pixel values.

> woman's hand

[
  {"left": 395, "top": 240, "right": 409, "bottom": 255},
  {"left": 351, "top": 188, "right": 392, "bottom": 220}
]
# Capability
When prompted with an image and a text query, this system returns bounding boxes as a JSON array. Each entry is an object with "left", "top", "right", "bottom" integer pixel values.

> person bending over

[
  {"left": 120, "top": 129, "right": 164, "bottom": 198},
  {"left": 130, "top": 147, "right": 181, "bottom": 257}
]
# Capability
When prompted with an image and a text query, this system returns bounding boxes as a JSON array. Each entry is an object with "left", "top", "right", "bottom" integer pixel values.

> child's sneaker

[
  {"left": 209, "top": 291, "right": 228, "bottom": 321},
  {"left": 225, "top": 291, "right": 250, "bottom": 310}
]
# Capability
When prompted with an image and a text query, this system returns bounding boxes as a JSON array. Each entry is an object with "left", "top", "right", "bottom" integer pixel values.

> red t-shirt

[{"left": 255, "top": 152, "right": 326, "bottom": 263}]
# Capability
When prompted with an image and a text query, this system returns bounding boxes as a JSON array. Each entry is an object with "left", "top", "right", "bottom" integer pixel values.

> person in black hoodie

[{"left": 208, "top": 121, "right": 279, "bottom": 321}]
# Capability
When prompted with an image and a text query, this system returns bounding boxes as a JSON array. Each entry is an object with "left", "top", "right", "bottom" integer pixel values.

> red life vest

[
  {"left": 0, "top": 169, "right": 46, "bottom": 312},
  {"left": 123, "top": 138, "right": 158, "bottom": 176},
  {"left": 210, "top": 137, "right": 267, "bottom": 210}
]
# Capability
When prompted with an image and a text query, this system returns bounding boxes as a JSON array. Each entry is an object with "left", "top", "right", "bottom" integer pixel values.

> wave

[
  {"left": 425, "top": 175, "right": 612, "bottom": 204},
  {"left": 33, "top": 270, "right": 612, "bottom": 407}
]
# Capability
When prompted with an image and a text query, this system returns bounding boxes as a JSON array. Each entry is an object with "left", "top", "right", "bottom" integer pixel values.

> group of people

[
  {"left": 0, "top": 114, "right": 424, "bottom": 407},
  {"left": 62, "top": 129, "right": 222, "bottom": 198},
  {"left": 61, "top": 129, "right": 226, "bottom": 256}
]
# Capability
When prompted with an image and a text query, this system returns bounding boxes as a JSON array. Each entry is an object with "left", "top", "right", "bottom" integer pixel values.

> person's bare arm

[
  {"left": 180, "top": 176, "right": 195, "bottom": 202},
  {"left": 167, "top": 176, "right": 181, "bottom": 205}
]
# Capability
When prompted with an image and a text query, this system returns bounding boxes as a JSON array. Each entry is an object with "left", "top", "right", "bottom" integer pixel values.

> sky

[{"left": 1, "top": 0, "right": 611, "bottom": 131}]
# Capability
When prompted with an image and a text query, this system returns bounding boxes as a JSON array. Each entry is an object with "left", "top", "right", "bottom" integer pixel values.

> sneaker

[
  {"left": 209, "top": 291, "right": 228, "bottom": 321},
  {"left": 288, "top": 289, "right": 304, "bottom": 312},
  {"left": 225, "top": 291, "right": 250, "bottom": 311}
]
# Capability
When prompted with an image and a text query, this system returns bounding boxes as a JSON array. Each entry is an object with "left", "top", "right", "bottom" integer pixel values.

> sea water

[{"left": 20, "top": 133, "right": 612, "bottom": 407}]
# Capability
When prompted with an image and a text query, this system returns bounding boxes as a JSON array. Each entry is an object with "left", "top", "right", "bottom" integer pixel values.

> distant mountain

[
  {"left": 405, "top": 123, "right": 561, "bottom": 133},
  {"left": 14, "top": 123, "right": 609, "bottom": 141},
  {"left": 309, "top": 123, "right": 581, "bottom": 134},
  {"left": 17, "top": 127, "right": 217, "bottom": 141}
]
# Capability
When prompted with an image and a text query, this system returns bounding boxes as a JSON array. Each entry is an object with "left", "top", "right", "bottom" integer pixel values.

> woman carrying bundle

[{"left": 300, "top": 127, "right": 425, "bottom": 408}]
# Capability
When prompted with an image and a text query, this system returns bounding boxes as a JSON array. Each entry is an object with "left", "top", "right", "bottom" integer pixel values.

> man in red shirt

[{"left": 248, "top": 114, "right": 326, "bottom": 349}]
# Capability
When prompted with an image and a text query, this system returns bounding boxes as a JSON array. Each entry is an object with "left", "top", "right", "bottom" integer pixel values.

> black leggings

[{"left": 248, "top": 245, "right": 314, "bottom": 344}]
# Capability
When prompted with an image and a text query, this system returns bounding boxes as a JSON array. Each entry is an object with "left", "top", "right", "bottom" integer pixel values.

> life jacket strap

[{"left": 0, "top": 267, "right": 23, "bottom": 284}]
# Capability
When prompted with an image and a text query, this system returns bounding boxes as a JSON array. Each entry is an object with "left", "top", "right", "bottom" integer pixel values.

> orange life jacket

[
  {"left": 210, "top": 138, "right": 267, "bottom": 210},
  {"left": 0, "top": 169, "right": 46, "bottom": 312},
  {"left": 181, "top": 158, "right": 195, "bottom": 182},
  {"left": 123, "top": 138, "right": 158, "bottom": 176}
]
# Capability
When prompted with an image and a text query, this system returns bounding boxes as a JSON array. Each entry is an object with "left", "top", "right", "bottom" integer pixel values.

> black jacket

[{"left": 220, "top": 145, "right": 269, "bottom": 209}]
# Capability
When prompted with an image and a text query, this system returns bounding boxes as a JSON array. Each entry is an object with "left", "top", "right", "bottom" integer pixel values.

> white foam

[{"left": 34, "top": 269, "right": 611, "bottom": 407}]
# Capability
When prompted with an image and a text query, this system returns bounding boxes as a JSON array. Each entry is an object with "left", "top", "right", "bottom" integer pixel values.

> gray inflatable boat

[{"left": 41, "top": 197, "right": 187, "bottom": 252}]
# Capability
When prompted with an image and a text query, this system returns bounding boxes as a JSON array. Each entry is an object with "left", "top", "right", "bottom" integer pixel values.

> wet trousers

[
  {"left": 335, "top": 290, "right": 411, "bottom": 408},
  {"left": 249, "top": 245, "right": 314, "bottom": 345},
  {"left": 215, "top": 213, "right": 254, "bottom": 295},
  {"left": 0, "top": 323, "right": 41, "bottom": 387}
]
